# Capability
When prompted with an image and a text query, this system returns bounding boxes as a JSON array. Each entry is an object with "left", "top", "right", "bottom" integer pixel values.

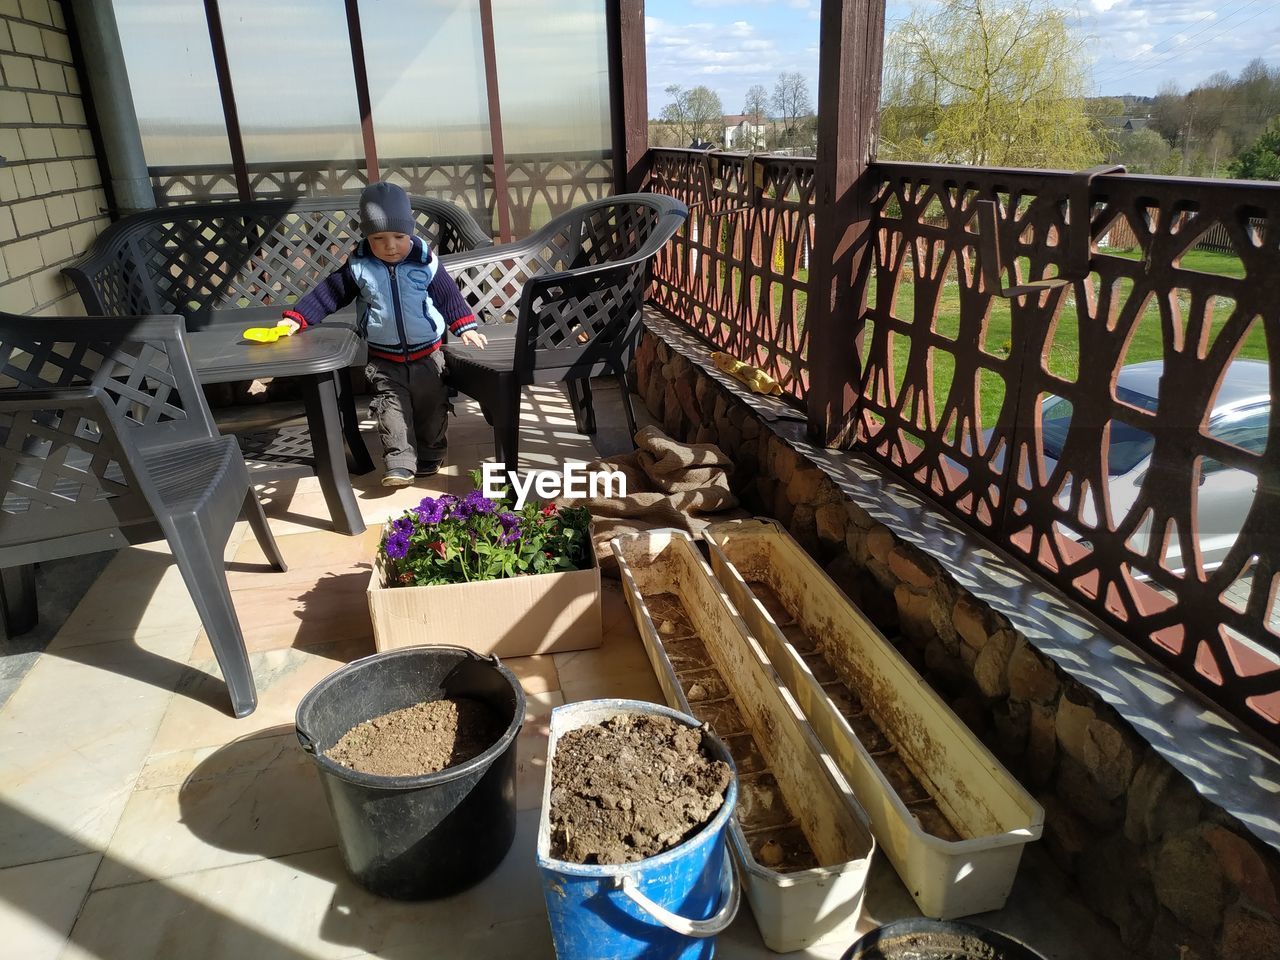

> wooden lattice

[
  {"left": 649, "top": 152, "right": 1280, "bottom": 743},
  {"left": 861, "top": 163, "right": 1280, "bottom": 740},
  {"left": 648, "top": 149, "right": 815, "bottom": 401}
]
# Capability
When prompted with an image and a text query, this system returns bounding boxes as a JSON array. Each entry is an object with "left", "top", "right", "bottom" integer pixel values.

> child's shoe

[{"left": 382, "top": 467, "right": 414, "bottom": 487}]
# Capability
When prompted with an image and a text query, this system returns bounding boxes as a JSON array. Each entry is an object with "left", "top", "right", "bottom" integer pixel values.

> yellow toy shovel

[
  {"left": 242, "top": 321, "right": 298, "bottom": 344},
  {"left": 711, "top": 351, "right": 784, "bottom": 396}
]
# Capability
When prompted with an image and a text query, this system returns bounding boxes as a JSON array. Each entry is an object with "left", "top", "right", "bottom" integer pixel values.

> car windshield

[{"left": 1041, "top": 386, "right": 1158, "bottom": 476}]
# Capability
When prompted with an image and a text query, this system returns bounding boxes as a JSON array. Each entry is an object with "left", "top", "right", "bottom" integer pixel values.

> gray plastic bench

[{"left": 62, "top": 195, "right": 491, "bottom": 533}]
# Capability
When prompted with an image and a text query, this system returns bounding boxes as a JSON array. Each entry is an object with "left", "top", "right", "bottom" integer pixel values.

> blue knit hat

[{"left": 359, "top": 181, "right": 414, "bottom": 236}]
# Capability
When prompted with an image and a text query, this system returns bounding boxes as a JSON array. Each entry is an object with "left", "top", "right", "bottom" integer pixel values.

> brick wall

[{"left": 0, "top": 0, "right": 108, "bottom": 316}]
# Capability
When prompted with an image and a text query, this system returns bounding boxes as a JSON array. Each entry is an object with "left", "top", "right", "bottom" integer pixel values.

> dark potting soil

[
  {"left": 549, "top": 713, "right": 732, "bottom": 865},
  {"left": 848, "top": 931, "right": 1005, "bottom": 960},
  {"left": 324, "top": 697, "right": 505, "bottom": 777}
]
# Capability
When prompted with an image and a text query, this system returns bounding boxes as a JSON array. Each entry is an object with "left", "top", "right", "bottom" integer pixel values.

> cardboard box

[{"left": 367, "top": 530, "right": 602, "bottom": 657}]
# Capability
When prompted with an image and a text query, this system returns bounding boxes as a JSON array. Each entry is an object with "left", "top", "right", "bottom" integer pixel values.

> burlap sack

[
  {"left": 556, "top": 429, "right": 745, "bottom": 577},
  {"left": 635, "top": 425, "right": 731, "bottom": 475}
]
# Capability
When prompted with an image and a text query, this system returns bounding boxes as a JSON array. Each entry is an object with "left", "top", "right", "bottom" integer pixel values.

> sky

[{"left": 645, "top": 0, "right": 1280, "bottom": 118}]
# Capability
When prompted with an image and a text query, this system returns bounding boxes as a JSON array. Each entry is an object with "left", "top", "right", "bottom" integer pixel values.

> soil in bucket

[
  {"left": 549, "top": 712, "right": 732, "bottom": 864},
  {"left": 842, "top": 919, "right": 1048, "bottom": 960},
  {"left": 324, "top": 697, "right": 506, "bottom": 777}
]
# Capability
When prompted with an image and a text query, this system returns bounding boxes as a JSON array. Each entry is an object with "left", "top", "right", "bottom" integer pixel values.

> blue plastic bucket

[{"left": 536, "top": 699, "right": 741, "bottom": 960}]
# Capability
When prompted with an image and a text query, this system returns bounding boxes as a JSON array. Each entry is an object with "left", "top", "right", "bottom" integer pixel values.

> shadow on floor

[{"left": 0, "top": 797, "right": 322, "bottom": 960}]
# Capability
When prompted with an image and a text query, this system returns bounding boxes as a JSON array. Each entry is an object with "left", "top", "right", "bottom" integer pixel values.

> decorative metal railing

[
  {"left": 649, "top": 149, "right": 815, "bottom": 401},
  {"left": 148, "top": 150, "right": 614, "bottom": 238},
  {"left": 649, "top": 149, "right": 1280, "bottom": 742}
]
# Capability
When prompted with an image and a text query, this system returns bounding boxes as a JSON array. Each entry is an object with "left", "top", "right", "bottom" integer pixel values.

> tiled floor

[{"left": 0, "top": 384, "right": 1134, "bottom": 959}]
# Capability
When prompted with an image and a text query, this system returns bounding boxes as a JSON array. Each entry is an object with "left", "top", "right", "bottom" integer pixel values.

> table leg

[
  {"left": 0, "top": 564, "right": 38, "bottom": 639},
  {"left": 302, "top": 375, "right": 367, "bottom": 536},
  {"left": 336, "top": 368, "right": 375, "bottom": 475}
]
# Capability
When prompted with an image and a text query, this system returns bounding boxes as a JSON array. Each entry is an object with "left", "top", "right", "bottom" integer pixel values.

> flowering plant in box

[{"left": 380, "top": 475, "right": 593, "bottom": 587}]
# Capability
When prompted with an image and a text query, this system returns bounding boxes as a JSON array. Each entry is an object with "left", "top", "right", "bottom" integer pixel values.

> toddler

[{"left": 282, "top": 182, "right": 486, "bottom": 486}]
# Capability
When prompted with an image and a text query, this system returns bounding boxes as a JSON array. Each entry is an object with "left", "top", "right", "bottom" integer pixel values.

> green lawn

[{"left": 763, "top": 247, "right": 1266, "bottom": 426}]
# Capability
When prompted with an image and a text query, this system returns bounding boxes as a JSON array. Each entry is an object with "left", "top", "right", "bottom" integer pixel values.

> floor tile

[
  {"left": 192, "top": 580, "right": 374, "bottom": 658},
  {"left": 559, "top": 669, "right": 665, "bottom": 705},
  {"left": 504, "top": 654, "right": 560, "bottom": 696},
  {"left": 550, "top": 606, "right": 651, "bottom": 688},
  {"left": 225, "top": 528, "right": 381, "bottom": 590},
  {"left": 516, "top": 691, "right": 563, "bottom": 811},
  {"left": 95, "top": 731, "right": 329, "bottom": 890},
  {"left": 0, "top": 853, "right": 99, "bottom": 960},
  {"left": 0, "top": 641, "right": 184, "bottom": 867},
  {"left": 63, "top": 810, "right": 553, "bottom": 960},
  {"left": 137, "top": 728, "right": 304, "bottom": 792},
  {"left": 149, "top": 638, "right": 374, "bottom": 756},
  {"left": 45, "top": 548, "right": 205, "bottom": 652}
]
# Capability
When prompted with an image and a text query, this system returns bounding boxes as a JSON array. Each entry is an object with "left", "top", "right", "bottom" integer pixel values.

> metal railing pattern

[
  {"left": 650, "top": 149, "right": 1280, "bottom": 742},
  {"left": 148, "top": 150, "right": 614, "bottom": 238},
  {"left": 649, "top": 149, "right": 816, "bottom": 401}
]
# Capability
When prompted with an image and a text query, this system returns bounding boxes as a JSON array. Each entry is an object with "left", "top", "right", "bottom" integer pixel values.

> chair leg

[
  {"left": 568, "top": 379, "right": 597, "bottom": 435},
  {"left": 0, "top": 564, "right": 38, "bottom": 639},
  {"left": 494, "top": 377, "right": 522, "bottom": 467},
  {"left": 166, "top": 518, "right": 257, "bottom": 718},
  {"left": 615, "top": 371, "right": 639, "bottom": 446},
  {"left": 242, "top": 490, "right": 287, "bottom": 573}
]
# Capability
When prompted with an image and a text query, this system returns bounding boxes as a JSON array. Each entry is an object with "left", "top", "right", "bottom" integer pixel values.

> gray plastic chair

[
  {"left": 0, "top": 311, "right": 287, "bottom": 718},
  {"left": 441, "top": 194, "right": 689, "bottom": 463}
]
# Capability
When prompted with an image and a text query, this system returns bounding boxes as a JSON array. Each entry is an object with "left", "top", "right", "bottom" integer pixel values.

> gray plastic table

[{"left": 186, "top": 316, "right": 372, "bottom": 536}]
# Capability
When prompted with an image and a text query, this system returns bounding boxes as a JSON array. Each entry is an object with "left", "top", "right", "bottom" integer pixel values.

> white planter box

[
  {"left": 703, "top": 518, "right": 1044, "bottom": 920},
  {"left": 610, "top": 530, "right": 875, "bottom": 953},
  {"left": 367, "top": 527, "right": 602, "bottom": 658}
]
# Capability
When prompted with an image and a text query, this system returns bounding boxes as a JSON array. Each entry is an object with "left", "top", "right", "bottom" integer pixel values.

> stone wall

[
  {"left": 632, "top": 325, "right": 1280, "bottom": 960},
  {"left": 0, "top": 0, "right": 108, "bottom": 317}
]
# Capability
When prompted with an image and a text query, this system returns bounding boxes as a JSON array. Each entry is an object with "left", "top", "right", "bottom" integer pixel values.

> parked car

[{"left": 961, "top": 360, "right": 1269, "bottom": 575}]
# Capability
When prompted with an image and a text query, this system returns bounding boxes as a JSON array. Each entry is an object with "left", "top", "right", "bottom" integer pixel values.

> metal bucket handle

[{"left": 614, "top": 855, "right": 739, "bottom": 938}]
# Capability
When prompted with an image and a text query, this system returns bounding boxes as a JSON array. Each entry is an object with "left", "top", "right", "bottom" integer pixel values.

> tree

[
  {"left": 880, "top": 0, "right": 1106, "bottom": 168},
  {"left": 1151, "top": 80, "right": 1186, "bottom": 144},
  {"left": 1229, "top": 119, "right": 1280, "bottom": 181},
  {"left": 772, "top": 72, "right": 813, "bottom": 148},
  {"left": 744, "top": 84, "right": 769, "bottom": 127},
  {"left": 660, "top": 84, "right": 724, "bottom": 146},
  {"left": 1116, "top": 127, "right": 1171, "bottom": 174}
]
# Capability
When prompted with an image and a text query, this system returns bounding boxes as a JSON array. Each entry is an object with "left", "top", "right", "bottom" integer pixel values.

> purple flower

[
  {"left": 498, "top": 512, "right": 522, "bottom": 545},
  {"left": 415, "top": 497, "right": 448, "bottom": 525},
  {"left": 392, "top": 516, "right": 414, "bottom": 537},
  {"left": 454, "top": 489, "right": 496, "bottom": 519},
  {"left": 384, "top": 534, "right": 409, "bottom": 560}
]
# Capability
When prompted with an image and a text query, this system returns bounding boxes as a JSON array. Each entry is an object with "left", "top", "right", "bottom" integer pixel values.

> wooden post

[
  {"left": 805, "top": 0, "right": 886, "bottom": 448},
  {"left": 606, "top": 0, "right": 650, "bottom": 194},
  {"left": 344, "top": 0, "right": 380, "bottom": 184},
  {"left": 478, "top": 0, "right": 512, "bottom": 242},
  {"left": 202, "top": 0, "right": 251, "bottom": 202}
]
